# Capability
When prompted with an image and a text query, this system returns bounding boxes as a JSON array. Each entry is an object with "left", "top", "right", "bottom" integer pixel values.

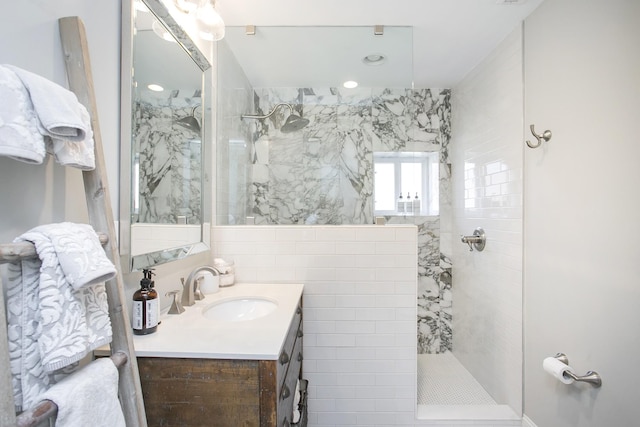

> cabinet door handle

[
  {"left": 279, "top": 351, "right": 290, "bottom": 365},
  {"left": 297, "top": 328, "right": 303, "bottom": 338},
  {"left": 296, "top": 306, "right": 302, "bottom": 315},
  {"left": 281, "top": 384, "right": 291, "bottom": 400},
  {"left": 297, "top": 352, "right": 303, "bottom": 362}
]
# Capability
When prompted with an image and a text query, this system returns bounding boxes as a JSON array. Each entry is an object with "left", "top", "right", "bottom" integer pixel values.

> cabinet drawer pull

[
  {"left": 279, "top": 351, "right": 290, "bottom": 365},
  {"left": 281, "top": 384, "right": 291, "bottom": 400},
  {"left": 297, "top": 352, "right": 303, "bottom": 362},
  {"left": 297, "top": 328, "right": 303, "bottom": 338}
]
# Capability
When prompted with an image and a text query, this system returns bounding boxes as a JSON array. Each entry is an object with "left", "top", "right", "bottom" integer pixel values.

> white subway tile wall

[
  {"left": 212, "top": 225, "right": 420, "bottom": 425},
  {"left": 212, "top": 224, "right": 520, "bottom": 426},
  {"left": 450, "top": 27, "right": 524, "bottom": 415}
]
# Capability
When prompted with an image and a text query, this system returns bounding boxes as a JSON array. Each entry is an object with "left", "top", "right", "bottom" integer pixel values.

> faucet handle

[
  {"left": 166, "top": 290, "right": 185, "bottom": 314},
  {"left": 194, "top": 276, "right": 205, "bottom": 301}
]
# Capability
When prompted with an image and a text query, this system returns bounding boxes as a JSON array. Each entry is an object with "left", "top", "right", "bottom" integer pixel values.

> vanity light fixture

[
  {"left": 171, "top": 0, "right": 225, "bottom": 41},
  {"left": 174, "top": 0, "right": 199, "bottom": 13},
  {"left": 197, "top": 0, "right": 225, "bottom": 41},
  {"left": 343, "top": 80, "right": 359, "bottom": 89}
]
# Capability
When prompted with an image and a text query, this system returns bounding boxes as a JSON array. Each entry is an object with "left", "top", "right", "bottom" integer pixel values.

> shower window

[{"left": 373, "top": 151, "right": 439, "bottom": 216}]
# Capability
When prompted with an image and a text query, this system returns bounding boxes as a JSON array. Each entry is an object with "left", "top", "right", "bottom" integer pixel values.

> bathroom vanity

[{"left": 131, "top": 283, "right": 306, "bottom": 427}]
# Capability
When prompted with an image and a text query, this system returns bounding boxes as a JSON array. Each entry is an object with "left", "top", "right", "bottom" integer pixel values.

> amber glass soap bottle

[{"left": 132, "top": 269, "right": 158, "bottom": 335}]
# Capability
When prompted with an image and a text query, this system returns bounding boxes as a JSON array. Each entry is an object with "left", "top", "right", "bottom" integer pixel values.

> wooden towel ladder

[{"left": 0, "top": 16, "right": 147, "bottom": 427}]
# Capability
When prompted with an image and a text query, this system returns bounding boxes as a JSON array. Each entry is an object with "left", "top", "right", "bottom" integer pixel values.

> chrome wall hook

[
  {"left": 526, "top": 124, "right": 552, "bottom": 148},
  {"left": 461, "top": 227, "right": 486, "bottom": 252}
]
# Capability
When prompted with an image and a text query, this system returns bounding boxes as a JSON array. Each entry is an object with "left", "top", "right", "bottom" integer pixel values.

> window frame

[{"left": 373, "top": 151, "right": 438, "bottom": 216}]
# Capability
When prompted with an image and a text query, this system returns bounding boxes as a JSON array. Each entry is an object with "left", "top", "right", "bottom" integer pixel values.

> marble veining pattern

[
  {"left": 134, "top": 97, "right": 202, "bottom": 225},
  {"left": 243, "top": 87, "right": 452, "bottom": 352}
]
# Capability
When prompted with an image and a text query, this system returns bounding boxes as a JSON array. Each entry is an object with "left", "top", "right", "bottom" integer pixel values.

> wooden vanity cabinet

[{"left": 137, "top": 299, "right": 304, "bottom": 427}]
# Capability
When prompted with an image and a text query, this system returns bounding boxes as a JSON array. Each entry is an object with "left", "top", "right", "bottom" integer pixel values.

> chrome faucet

[{"left": 181, "top": 266, "right": 221, "bottom": 307}]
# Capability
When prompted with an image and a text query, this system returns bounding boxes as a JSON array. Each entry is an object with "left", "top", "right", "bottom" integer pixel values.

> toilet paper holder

[{"left": 552, "top": 353, "right": 602, "bottom": 387}]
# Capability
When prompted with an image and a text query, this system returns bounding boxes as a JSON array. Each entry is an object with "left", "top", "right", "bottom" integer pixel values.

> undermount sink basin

[{"left": 202, "top": 297, "right": 278, "bottom": 322}]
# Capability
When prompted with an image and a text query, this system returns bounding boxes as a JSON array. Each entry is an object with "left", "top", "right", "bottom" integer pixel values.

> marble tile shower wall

[
  {"left": 135, "top": 99, "right": 202, "bottom": 224},
  {"left": 247, "top": 87, "right": 452, "bottom": 353}
]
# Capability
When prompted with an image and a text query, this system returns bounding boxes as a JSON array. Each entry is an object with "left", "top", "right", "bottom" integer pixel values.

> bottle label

[
  {"left": 146, "top": 299, "right": 159, "bottom": 328},
  {"left": 132, "top": 300, "right": 143, "bottom": 330}
]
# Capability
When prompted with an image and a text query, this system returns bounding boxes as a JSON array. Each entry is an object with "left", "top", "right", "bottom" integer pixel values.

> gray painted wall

[
  {"left": 0, "top": 0, "right": 210, "bottom": 311},
  {"left": 524, "top": 0, "right": 640, "bottom": 425},
  {"left": 0, "top": 0, "right": 120, "bottom": 246}
]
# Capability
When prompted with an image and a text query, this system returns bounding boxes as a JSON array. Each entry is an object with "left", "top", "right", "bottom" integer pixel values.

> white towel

[
  {"left": 0, "top": 65, "right": 46, "bottom": 164},
  {"left": 5, "top": 64, "right": 96, "bottom": 170},
  {"left": 6, "top": 223, "right": 116, "bottom": 410},
  {"left": 5, "top": 65, "right": 88, "bottom": 141},
  {"left": 40, "top": 358, "right": 126, "bottom": 427},
  {"left": 43, "top": 104, "right": 95, "bottom": 171},
  {"left": 293, "top": 379, "right": 301, "bottom": 407},
  {"left": 292, "top": 379, "right": 301, "bottom": 423}
]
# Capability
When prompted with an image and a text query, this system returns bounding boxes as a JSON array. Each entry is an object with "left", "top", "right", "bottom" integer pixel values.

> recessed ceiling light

[
  {"left": 362, "top": 54, "right": 386, "bottom": 66},
  {"left": 147, "top": 84, "right": 164, "bottom": 92},
  {"left": 343, "top": 80, "right": 358, "bottom": 89}
]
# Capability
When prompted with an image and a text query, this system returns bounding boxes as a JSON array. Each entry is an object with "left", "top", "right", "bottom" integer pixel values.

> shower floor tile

[{"left": 418, "top": 351, "right": 497, "bottom": 405}]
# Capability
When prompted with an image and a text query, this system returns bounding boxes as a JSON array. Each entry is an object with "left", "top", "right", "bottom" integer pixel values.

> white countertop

[{"left": 130, "top": 283, "right": 304, "bottom": 360}]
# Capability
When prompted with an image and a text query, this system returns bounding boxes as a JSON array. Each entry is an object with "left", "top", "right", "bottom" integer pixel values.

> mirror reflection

[{"left": 121, "top": 0, "right": 211, "bottom": 271}]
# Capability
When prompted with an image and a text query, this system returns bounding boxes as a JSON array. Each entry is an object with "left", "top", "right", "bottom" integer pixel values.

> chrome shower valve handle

[{"left": 460, "top": 227, "right": 486, "bottom": 252}]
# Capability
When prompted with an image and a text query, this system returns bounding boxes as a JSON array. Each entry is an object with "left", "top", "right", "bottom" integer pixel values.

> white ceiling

[
  {"left": 215, "top": 0, "right": 545, "bottom": 88},
  {"left": 223, "top": 25, "right": 414, "bottom": 89}
]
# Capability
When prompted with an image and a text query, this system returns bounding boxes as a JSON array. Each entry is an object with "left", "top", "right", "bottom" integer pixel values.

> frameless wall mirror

[{"left": 120, "top": 0, "right": 212, "bottom": 272}]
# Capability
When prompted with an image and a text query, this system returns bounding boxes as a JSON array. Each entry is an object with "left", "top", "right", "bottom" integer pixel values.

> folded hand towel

[
  {"left": 0, "top": 65, "right": 46, "bottom": 164},
  {"left": 293, "top": 379, "right": 301, "bottom": 407},
  {"left": 5, "top": 64, "right": 96, "bottom": 170},
  {"left": 50, "top": 223, "right": 117, "bottom": 290},
  {"left": 44, "top": 103, "right": 95, "bottom": 170},
  {"left": 5, "top": 65, "right": 88, "bottom": 141},
  {"left": 291, "top": 379, "right": 301, "bottom": 423},
  {"left": 292, "top": 408, "right": 301, "bottom": 424},
  {"left": 40, "top": 358, "right": 125, "bottom": 427},
  {"left": 6, "top": 223, "right": 116, "bottom": 410}
]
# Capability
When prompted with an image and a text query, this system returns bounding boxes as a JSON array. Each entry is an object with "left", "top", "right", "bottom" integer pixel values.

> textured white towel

[
  {"left": 5, "top": 65, "right": 88, "bottom": 141},
  {"left": 292, "top": 379, "right": 301, "bottom": 423},
  {"left": 40, "top": 358, "right": 125, "bottom": 427},
  {"left": 5, "top": 64, "right": 96, "bottom": 170},
  {"left": 6, "top": 223, "right": 116, "bottom": 410},
  {"left": 44, "top": 105, "right": 96, "bottom": 170},
  {"left": 0, "top": 65, "right": 46, "bottom": 164}
]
